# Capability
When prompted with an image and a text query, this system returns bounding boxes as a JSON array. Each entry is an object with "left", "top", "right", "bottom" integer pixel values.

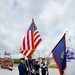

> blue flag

[{"left": 52, "top": 33, "right": 66, "bottom": 75}]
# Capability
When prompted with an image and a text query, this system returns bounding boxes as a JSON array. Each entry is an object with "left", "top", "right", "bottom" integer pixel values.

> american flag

[{"left": 20, "top": 21, "right": 42, "bottom": 57}]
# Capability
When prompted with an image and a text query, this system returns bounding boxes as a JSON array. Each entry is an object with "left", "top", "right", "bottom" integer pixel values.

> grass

[
  {"left": 13, "top": 63, "right": 58, "bottom": 69},
  {"left": 13, "top": 64, "right": 18, "bottom": 67},
  {"left": 48, "top": 65, "right": 58, "bottom": 68}
]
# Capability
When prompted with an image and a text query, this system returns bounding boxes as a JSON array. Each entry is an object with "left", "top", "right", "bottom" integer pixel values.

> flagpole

[
  {"left": 32, "top": 19, "right": 34, "bottom": 58},
  {"left": 27, "top": 19, "right": 35, "bottom": 75},
  {"left": 32, "top": 18, "right": 34, "bottom": 49},
  {"left": 32, "top": 19, "right": 34, "bottom": 32},
  {"left": 48, "top": 51, "right": 52, "bottom": 57}
]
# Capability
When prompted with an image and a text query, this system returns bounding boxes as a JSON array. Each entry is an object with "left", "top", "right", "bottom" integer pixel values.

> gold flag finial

[{"left": 32, "top": 19, "right": 34, "bottom": 23}]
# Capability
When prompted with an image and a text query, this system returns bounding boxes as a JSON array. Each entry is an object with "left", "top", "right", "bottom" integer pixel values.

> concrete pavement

[{"left": 0, "top": 67, "right": 60, "bottom": 75}]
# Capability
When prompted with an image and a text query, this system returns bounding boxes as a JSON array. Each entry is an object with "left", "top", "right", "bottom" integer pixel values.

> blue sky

[{"left": 0, "top": 0, "right": 75, "bottom": 58}]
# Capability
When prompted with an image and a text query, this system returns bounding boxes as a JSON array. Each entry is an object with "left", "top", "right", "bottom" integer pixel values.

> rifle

[
  {"left": 26, "top": 60, "right": 31, "bottom": 75},
  {"left": 26, "top": 59, "right": 35, "bottom": 75}
]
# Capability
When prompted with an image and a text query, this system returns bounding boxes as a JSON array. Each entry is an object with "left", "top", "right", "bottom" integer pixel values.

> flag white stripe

[
  {"left": 26, "top": 50, "right": 31, "bottom": 56},
  {"left": 34, "top": 32, "right": 40, "bottom": 39},
  {"left": 23, "top": 50, "right": 26, "bottom": 55},
  {"left": 34, "top": 37, "right": 41, "bottom": 45},
  {"left": 25, "top": 33, "right": 28, "bottom": 50},
  {"left": 29, "top": 31, "right": 32, "bottom": 50}
]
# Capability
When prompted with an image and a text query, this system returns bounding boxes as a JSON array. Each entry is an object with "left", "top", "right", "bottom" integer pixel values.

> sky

[{"left": 0, "top": 0, "right": 75, "bottom": 59}]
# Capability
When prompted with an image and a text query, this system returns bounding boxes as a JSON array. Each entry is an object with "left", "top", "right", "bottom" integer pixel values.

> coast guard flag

[
  {"left": 20, "top": 20, "right": 42, "bottom": 57},
  {"left": 52, "top": 33, "right": 66, "bottom": 75},
  {"left": 64, "top": 39, "right": 75, "bottom": 75}
]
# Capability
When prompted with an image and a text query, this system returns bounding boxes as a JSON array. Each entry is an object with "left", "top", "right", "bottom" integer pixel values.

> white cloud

[{"left": 0, "top": 0, "right": 75, "bottom": 58}]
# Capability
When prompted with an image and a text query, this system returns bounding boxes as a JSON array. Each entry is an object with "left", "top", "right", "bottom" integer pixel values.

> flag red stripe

[
  {"left": 34, "top": 31, "right": 38, "bottom": 36},
  {"left": 23, "top": 50, "right": 28, "bottom": 55},
  {"left": 35, "top": 39, "right": 42, "bottom": 49},
  {"left": 20, "top": 50, "right": 24, "bottom": 53},
  {"left": 27, "top": 50, "right": 34, "bottom": 57},
  {"left": 34, "top": 35, "right": 40, "bottom": 42},
  {"left": 27, "top": 31, "right": 30, "bottom": 49},
  {"left": 23, "top": 37, "right": 25, "bottom": 50}
]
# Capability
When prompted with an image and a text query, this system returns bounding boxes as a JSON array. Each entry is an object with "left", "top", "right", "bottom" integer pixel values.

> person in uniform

[
  {"left": 34, "top": 59, "right": 40, "bottom": 75},
  {"left": 41, "top": 58, "right": 47, "bottom": 75},
  {"left": 26, "top": 56, "right": 34, "bottom": 75},
  {"left": 18, "top": 58, "right": 27, "bottom": 75}
]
